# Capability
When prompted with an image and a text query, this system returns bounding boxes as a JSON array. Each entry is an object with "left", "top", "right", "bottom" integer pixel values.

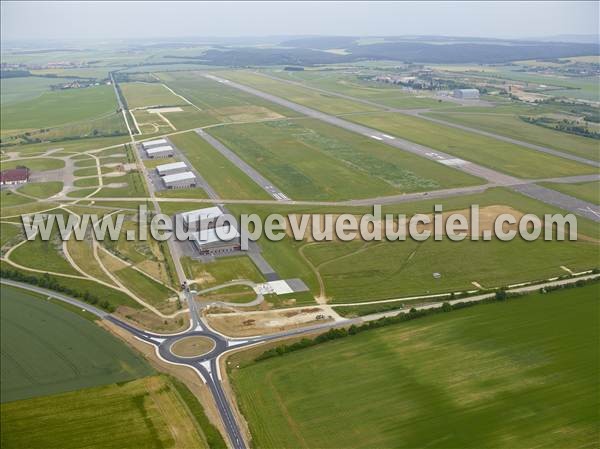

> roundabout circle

[{"left": 169, "top": 335, "right": 216, "bottom": 358}]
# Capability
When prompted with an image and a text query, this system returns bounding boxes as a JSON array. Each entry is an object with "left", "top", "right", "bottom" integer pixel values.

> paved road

[
  {"left": 257, "top": 72, "right": 599, "bottom": 168},
  {"left": 195, "top": 128, "right": 291, "bottom": 201},
  {"left": 4, "top": 272, "right": 598, "bottom": 448},
  {"left": 207, "top": 74, "right": 600, "bottom": 222}
]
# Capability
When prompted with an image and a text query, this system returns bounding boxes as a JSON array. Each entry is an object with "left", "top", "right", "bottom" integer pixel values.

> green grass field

[
  {"left": 539, "top": 181, "right": 599, "bottom": 205},
  {"left": 0, "top": 223, "right": 22, "bottom": 248},
  {"left": 9, "top": 231, "right": 80, "bottom": 276},
  {"left": 219, "top": 70, "right": 382, "bottom": 115},
  {"left": 182, "top": 255, "right": 265, "bottom": 288},
  {"left": 1, "top": 375, "right": 214, "bottom": 449},
  {"left": 268, "top": 69, "right": 454, "bottom": 109},
  {"left": 1, "top": 85, "right": 118, "bottom": 132},
  {"left": 307, "top": 236, "right": 598, "bottom": 303},
  {"left": 120, "top": 82, "right": 186, "bottom": 109},
  {"left": 158, "top": 71, "right": 298, "bottom": 119},
  {"left": 347, "top": 112, "right": 595, "bottom": 179},
  {"left": 0, "top": 285, "right": 152, "bottom": 403},
  {"left": 93, "top": 171, "right": 147, "bottom": 198},
  {"left": 0, "top": 191, "right": 34, "bottom": 208},
  {"left": 170, "top": 131, "right": 272, "bottom": 200},
  {"left": 8, "top": 135, "right": 129, "bottom": 158},
  {"left": 208, "top": 119, "right": 481, "bottom": 201},
  {"left": 425, "top": 112, "right": 600, "bottom": 162},
  {"left": 230, "top": 284, "right": 599, "bottom": 448},
  {"left": 114, "top": 266, "right": 174, "bottom": 306},
  {"left": 229, "top": 187, "right": 599, "bottom": 303},
  {"left": 17, "top": 181, "right": 63, "bottom": 199},
  {"left": 1, "top": 158, "right": 65, "bottom": 171}
]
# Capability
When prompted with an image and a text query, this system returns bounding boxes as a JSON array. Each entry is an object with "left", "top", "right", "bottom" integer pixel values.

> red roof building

[{"left": 0, "top": 167, "right": 30, "bottom": 185}]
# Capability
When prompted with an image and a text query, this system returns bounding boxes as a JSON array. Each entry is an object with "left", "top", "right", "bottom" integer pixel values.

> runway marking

[
  {"left": 382, "top": 134, "right": 395, "bottom": 139},
  {"left": 578, "top": 206, "right": 600, "bottom": 219},
  {"left": 370, "top": 135, "right": 383, "bottom": 141}
]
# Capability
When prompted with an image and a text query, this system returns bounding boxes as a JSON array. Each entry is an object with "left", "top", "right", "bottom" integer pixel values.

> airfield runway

[{"left": 205, "top": 74, "right": 600, "bottom": 222}]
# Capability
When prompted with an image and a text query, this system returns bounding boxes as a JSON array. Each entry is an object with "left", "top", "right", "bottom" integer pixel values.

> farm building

[
  {"left": 162, "top": 171, "right": 196, "bottom": 189},
  {"left": 142, "top": 138, "right": 168, "bottom": 149},
  {"left": 180, "top": 206, "right": 223, "bottom": 229},
  {"left": 453, "top": 88, "right": 480, "bottom": 99},
  {"left": 191, "top": 225, "right": 241, "bottom": 255},
  {"left": 156, "top": 161, "right": 188, "bottom": 176},
  {"left": 0, "top": 167, "right": 29, "bottom": 185},
  {"left": 145, "top": 145, "right": 174, "bottom": 159}
]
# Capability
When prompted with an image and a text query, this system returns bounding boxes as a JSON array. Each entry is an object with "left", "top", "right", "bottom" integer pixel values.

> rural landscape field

[{"left": 1, "top": 1, "right": 598, "bottom": 448}]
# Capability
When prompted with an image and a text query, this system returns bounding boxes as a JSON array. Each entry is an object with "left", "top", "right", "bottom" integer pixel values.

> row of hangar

[
  {"left": 179, "top": 206, "right": 241, "bottom": 256},
  {"left": 142, "top": 138, "right": 197, "bottom": 189}
]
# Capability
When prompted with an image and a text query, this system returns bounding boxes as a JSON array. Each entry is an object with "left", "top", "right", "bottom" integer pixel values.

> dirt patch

[
  {"left": 206, "top": 307, "right": 333, "bottom": 337},
  {"left": 286, "top": 205, "right": 526, "bottom": 241},
  {"left": 148, "top": 107, "right": 183, "bottom": 113},
  {"left": 115, "top": 305, "right": 189, "bottom": 333},
  {"left": 214, "top": 105, "right": 284, "bottom": 122}
]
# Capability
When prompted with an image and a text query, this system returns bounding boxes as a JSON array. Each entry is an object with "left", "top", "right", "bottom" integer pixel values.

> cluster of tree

[
  {"left": 521, "top": 116, "right": 600, "bottom": 139},
  {"left": 0, "top": 268, "right": 115, "bottom": 312},
  {"left": 539, "top": 274, "right": 599, "bottom": 294},
  {"left": 254, "top": 278, "right": 598, "bottom": 362}
]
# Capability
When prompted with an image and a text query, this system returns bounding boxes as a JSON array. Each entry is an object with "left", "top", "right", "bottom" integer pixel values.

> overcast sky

[{"left": 2, "top": 1, "right": 598, "bottom": 41}]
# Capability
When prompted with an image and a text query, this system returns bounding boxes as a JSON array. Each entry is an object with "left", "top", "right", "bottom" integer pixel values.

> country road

[{"left": 3, "top": 272, "right": 598, "bottom": 449}]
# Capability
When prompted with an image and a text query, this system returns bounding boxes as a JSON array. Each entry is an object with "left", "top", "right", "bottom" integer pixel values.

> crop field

[
  {"left": 1, "top": 375, "right": 212, "bottom": 449},
  {"left": 230, "top": 284, "right": 599, "bottom": 449},
  {"left": 208, "top": 119, "right": 481, "bottom": 201},
  {"left": 425, "top": 112, "right": 600, "bottom": 162},
  {"left": 268, "top": 69, "right": 454, "bottom": 109},
  {"left": 169, "top": 131, "right": 272, "bottom": 200},
  {"left": 347, "top": 112, "right": 595, "bottom": 178},
  {"left": 120, "top": 82, "right": 186, "bottom": 109},
  {"left": 539, "top": 180, "right": 600, "bottom": 205},
  {"left": 0, "top": 285, "right": 152, "bottom": 403},
  {"left": 1, "top": 85, "right": 118, "bottom": 132},
  {"left": 219, "top": 70, "right": 383, "bottom": 115},
  {"left": 0, "top": 76, "right": 80, "bottom": 105}
]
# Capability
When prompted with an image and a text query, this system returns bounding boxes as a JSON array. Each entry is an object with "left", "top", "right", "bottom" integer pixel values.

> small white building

[
  {"left": 180, "top": 206, "right": 223, "bottom": 229},
  {"left": 162, "top": 171, "right": 196, "bottom": 189},
  {"left": 145, "top": 145, "right": 174, "bottom": 159},
  {"left": 156, "top": 161, "right": 188, "bottom": 176},
  {"left": 142, "top": 138, "right": 168, "bottom": 149},
  {"left": 191, "top": 226, "right": 241, "bottom": 255},
  {"left": 453, "top": 89, "right": 480, "bottom": 99}
]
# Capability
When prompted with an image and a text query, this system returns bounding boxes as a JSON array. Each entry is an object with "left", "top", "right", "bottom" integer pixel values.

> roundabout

[{"left": 170, "top": 335, "right": 216, "bottom": 358}]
